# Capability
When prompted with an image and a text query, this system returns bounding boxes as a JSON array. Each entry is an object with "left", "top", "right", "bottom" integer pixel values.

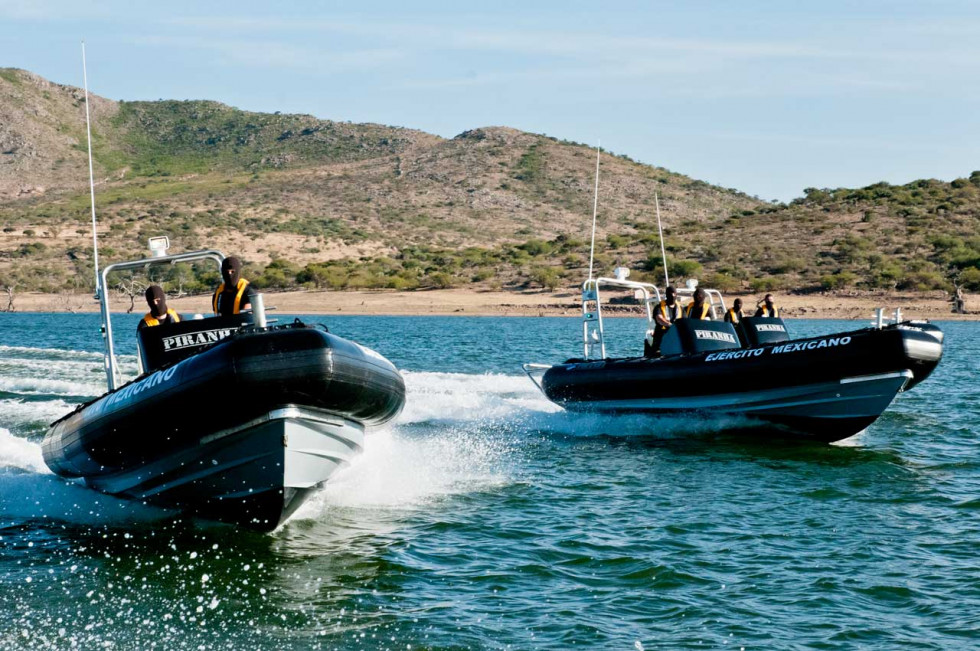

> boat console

[
  {"left": 138, "top": 314, "right": 249, "bottom": 372},
  {"left": 659, "top": 318, "right": 741, "bottom": 356},
  {"left": 737, "top": 316, "right": 791, "bottom": 347}
]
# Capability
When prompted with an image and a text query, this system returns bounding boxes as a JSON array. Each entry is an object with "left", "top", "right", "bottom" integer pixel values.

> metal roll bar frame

[{"left": 98, "top": 249, "right": 225, "bottom": 390}]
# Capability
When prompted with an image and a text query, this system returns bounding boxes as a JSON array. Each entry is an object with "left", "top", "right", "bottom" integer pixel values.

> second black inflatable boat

[{"left": 525, "top": 276, "right": 942, "bottom": 443}]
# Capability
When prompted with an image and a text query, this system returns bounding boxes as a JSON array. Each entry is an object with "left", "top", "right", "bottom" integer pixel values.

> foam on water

[
  {"left": 0, "top": 398, "right": 75, "bottom": 429},
  {"left": 398, "top": 370, "right": 555, "bottom": 424},
  {"left": 0, "top": 344, "right": 104, "bottom": 361},
  {"left": 0, "top": 427, "right": 47, "bottom": 474},
  {"left": 0, "top": 376, "right": 103, "bottom": 398},
  {"left": 0, "top": 429, "right": 170, "bottom": 527},
  {"left": 0, "top": 345, "right": 138, "bottom": 375},
  {"left": 0, "top": 356, "right": 106, "bottom": 379},
  {"left": 0, "top": 345, "right": 139, "bottom": 399},
  {"left": 399, "top": 370, "right": 753, "bottom": 440},
  {"left": 290, "top": 373, "right": 545, "bottom": 523},
  {"left": 297, "top": 427, "right": 515, "bottom": 519}
]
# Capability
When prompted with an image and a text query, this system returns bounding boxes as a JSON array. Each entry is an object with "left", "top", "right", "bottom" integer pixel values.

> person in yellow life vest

[
  {"left": 685, "top": 287, "right": 711, "bottom": 320},
  {"left": 644, "top": 286, "right": 683, "bottom": 356},
  {"left": 754, "top": 293, "right": 780, "bottom": 318},
  {"left": 724, "top": 298, "right": 744, "bottom": 325},
  {"left": 212, "top": 256, "right": 254, "bottom": 316},
  {"left": 138, "top": 285, "right": 180, "bottom": 330}
]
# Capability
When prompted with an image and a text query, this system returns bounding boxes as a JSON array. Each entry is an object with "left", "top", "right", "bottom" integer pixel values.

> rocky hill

[{"left": 1, "top": 67, "right": 978, "bottom": 299}]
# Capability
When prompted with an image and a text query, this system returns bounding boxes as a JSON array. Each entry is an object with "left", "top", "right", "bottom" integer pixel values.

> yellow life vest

[
  {"left": 760, "top": 305, "right": 779, "bottom": 318},
  {"left": 655, "top": 300, "right": 683, "bottom": 331},
  {"left": 142, "top": 308, "right": 180, "bottom": 327},
  {"left": 725, "top": 308, "right": 741, "bottom": 324},
  {"left": 686, "top": 302, "right": 710, "bottom": 320},
  {"left": 212, "top": 278, "right": 250, "bottom": 315}
]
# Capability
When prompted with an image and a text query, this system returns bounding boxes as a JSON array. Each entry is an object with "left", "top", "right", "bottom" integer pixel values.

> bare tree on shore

[
  {"left": 1, "top": 285, "right": 14, "bottom": 312},
  {"left": 115, "top": 276, "right": 147, "bottom": 314}
]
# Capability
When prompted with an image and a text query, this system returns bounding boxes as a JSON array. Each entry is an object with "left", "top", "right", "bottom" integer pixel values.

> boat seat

[
  {"left": 659, "top": 318, "right": 741, "bottom": 357},
  {"left": 138, "top": 314, "right": 249, "bottom": 372},
  {"left": 738, "top": 316, "right": 790, "bottom": 347}
]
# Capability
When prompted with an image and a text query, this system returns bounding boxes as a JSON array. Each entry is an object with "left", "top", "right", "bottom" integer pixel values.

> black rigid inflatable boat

[
  {"left": 526, "top": 276, "right": 942, "bottom": 443},
  {"left": 43, "top": 245, "right": 405, "bottom": 531}
]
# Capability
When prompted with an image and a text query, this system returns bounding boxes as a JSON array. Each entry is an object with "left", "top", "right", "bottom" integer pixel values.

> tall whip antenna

[
  {"left": 587, "top": 141, "right": 601, "bottom": 280},
  {"left": 655, "top": 192, "right": 669, "bottom": 287},
  {"left": 82, "top": 42, "right": 101, "bottom": 298}
]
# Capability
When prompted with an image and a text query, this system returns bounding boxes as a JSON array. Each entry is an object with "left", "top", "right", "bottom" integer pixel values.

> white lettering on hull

[
  {"left": 704, "top": 348, "right": 765, "bottom": 361},
  {"left": 772, "top": 337, "right": 851, "bottom": 354},
  {"left": 705, "top": 336, "right": 852, "bottom": 362},
  {"left": 95, "top": 362, "right": 183, "bottom": 416}
]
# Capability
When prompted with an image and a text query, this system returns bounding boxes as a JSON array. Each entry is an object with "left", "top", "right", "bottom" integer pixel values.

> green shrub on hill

[
  {"left": 958, "top": 267, "right": 980, "bottom": 290},
  {"left": 530, "top": 266, "right": 563, "bottom": 290},
  {"left": 3, "top": 71, "right": 979, "bottom": 298}
]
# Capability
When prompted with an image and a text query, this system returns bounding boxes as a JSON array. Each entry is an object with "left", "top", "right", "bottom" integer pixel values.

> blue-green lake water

[{"left": 1, "top": 313, "right": 978, "bottom": 649}]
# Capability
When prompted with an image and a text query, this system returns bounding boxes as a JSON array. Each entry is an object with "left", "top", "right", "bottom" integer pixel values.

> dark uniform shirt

[
  {"left": 655, "top": 300, "right": 683, "bottom": 332},
  {"left": 213, "top": 280, "right": 255, "bottom": 317},
  {"left": 687, "top": 302, "right": 711, "bottom": 320}
]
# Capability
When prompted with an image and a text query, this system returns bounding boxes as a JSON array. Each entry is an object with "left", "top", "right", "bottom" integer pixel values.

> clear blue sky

[{"left": 2, "top": 0, "right": 978, "bottom": 201}]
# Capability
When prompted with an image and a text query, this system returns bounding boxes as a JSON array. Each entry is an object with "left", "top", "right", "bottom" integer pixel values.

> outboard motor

[
  {"left": 658, "top": 319, "right": 741, "bottom": 357},
  {"left": 138, "top": 314, "right": 249, "bottom": 372},
  {"left": 738, "top": 316, "right": 790, "bottom": 347}
]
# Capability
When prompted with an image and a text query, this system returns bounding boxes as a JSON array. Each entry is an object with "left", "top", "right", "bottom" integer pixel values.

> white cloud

[
  {"left": 163, "top": 15, "right": 980, "bottom": 65},
  {"left": 126, "top": 35, "right": 406, "bottom": 73}
]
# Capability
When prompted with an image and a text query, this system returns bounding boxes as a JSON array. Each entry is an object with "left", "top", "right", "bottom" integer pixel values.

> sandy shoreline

[{"left": 4, "top": 288, "right": 978, "bottom": 321}]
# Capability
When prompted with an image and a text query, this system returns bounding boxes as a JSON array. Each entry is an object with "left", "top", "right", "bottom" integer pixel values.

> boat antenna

[
  {"left": 587, "top": 141, "right": 601, "bottom": 280},
  {"left": 81, "top": 42, "right": 101, "bottom": 298},
  {"left": 655, "top": 191, "right": 669, "bottom": 287}
]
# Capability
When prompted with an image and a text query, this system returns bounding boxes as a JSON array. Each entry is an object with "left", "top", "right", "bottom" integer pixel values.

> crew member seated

[
  {"left": 212, "top": 256, "right": 254, "bottom": 316},
  {"left": 139, "top": 285, "right": 181, "bottom": 330},
  {"left": 686, "top": 287, "right": 711, "bottom": 320},
  {"left": 644, "top": 285, "right": 683, "bottom": 356},
  {"left": 754, "top": 293, "right": 779, "bottom": 318},
  {"left": 725, "top": 298, "right": 744, "bottom": 325}
]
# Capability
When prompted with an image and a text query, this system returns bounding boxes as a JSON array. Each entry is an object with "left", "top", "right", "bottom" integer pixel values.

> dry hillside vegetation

[{"left": 1, "top": 67, "right": 978, "bottom": 300}]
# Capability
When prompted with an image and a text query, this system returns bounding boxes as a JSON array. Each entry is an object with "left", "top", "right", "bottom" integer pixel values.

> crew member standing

[
  {"left": 139, "top": 285, "right": 181, "bottom": 329},
  {"left": 212, "top": 256, "right": 254, "bottom": 316},
  {"left": 686, "top": 287, "right": 711, "bottom": 320},
  {"left": 754, "top": 293, "right": 780, "bottom": 318},
  {"left": 645, "top": 286, "right": 683, "bottom": 356},
  {"left": 725, "top": 298, "right": 745, "bottom": 325}
]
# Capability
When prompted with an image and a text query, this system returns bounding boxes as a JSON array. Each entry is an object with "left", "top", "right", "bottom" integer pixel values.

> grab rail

[{"left": 522, "top": 363, "right": 552, "bottom": 393}]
